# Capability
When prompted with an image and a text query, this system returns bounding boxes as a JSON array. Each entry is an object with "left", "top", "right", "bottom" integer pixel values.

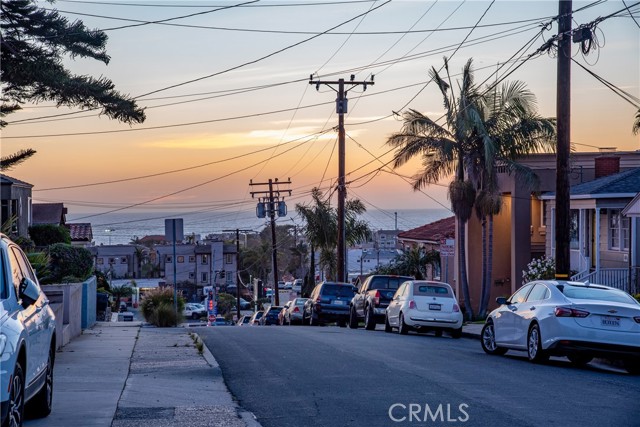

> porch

[{"left": 570, "top": 267, "right": 639, "bottom": 295}]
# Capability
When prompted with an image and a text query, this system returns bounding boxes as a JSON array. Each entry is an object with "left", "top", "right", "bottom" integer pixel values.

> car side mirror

[
  {"left": 20, "top": 277, "right": 40, "bottom": 306},
  {"left": 496, "top": 297, "right": 508, "bottom": 305}
]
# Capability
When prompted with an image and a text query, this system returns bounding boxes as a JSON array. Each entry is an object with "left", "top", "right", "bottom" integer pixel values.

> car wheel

[
  {"left": 450, "top": 327, "right": 462, "bottom": 339},
  {"left": 8, "top": 360, "right": 25, "bottom": 427},
  {"left": 192, "top": 313, "right": 199, "bottom": 320},
  {"left": 623, "top": 358, "right": 640, "bottom": 375},
  {"left": 567, "top": 353, "right": 593, "bottom": 367},
  {"left": 527, "top": 323, "right": 549, "bottom": 363},
  {"left": 384, "top": 314, "right": 392, "bottom": 333},
  {"left": 337, "top": 319, "right": 347, "bottom": 328},
  {"left": 480, "top": 322, "right": 508, "bottom": 355},
  {"left": 398, "top": 313, "right": 409, "bottom": 335},
  {"left": 434, "top": 330, "right": 443, "bottom": 337},
  {"left": 348, "top": 307, "right": 358, "bottom": 329},
  {"left": 27, "top": 346, "right": 54, "bottom": 418},
  {"left": 302, "top": 311, "right": 308, "bottom": 325},
  {"left": 309, "top": 310, "right": 316, "bottom": 326},
  {"left": 364, "top": 307, "right": 376, "bottom": 330}
]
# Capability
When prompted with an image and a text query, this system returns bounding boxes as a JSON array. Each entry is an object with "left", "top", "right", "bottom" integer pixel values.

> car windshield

[
  {"left": 295, "top": 299, "right": 307, "bottom": 306},
  {"left": 369, "top": 276, "right": 413, "bottom": 290},
  {"left": 413, "top": 285, "right": 453, "bottom": 298},
  {"left": 562, "top": 286, "right": 637, "bottom": 304},
  {"left": 322, "top": 284, "right": 355, "bottom": 297}
]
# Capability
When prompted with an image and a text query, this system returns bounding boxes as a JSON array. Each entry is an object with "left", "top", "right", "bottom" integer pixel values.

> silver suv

[{"left": 0, "top": 233, "right": 56, "bottom": 426}]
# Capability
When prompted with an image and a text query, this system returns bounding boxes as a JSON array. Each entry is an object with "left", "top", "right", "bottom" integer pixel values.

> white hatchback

[
  {"left": 481, "top": 280, "right": 640, "bottom": 374},
  {"left": 385, "top": 280, "right": 463, "bottom": 338}
]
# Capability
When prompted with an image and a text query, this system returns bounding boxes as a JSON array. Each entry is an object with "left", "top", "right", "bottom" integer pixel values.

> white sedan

[
  {"left": 183, "top": 303, "right": 206, "bottom": 320},
  {"left": 385, "top": 280, "right": 463, "bottom": 338},
  {"left": 481, "top": 280, "right": 640, "bottom": 374}
]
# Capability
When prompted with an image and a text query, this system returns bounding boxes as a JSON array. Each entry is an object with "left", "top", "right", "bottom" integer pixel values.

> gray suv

[{"left": 0, "top": 233, "right": 56, "bottom": 426}]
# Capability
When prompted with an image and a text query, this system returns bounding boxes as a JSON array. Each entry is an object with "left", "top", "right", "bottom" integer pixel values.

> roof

[
  {"left": 397, "top": 216, "right": 455, "bottom": 243},
  {"left": 0, "top": 174, "right": 33, "bottom": 188},
  {"left": 139, "top": 235, "right": 168, "bottom": 244},
  {"left": 67, "top": 223, "right": 93, "bottom": 241},
  {"left": 622, "top": 192, "right": 640, "bottom": 217},
  {"left": 32, "top": 203, "right": 67, "bottom": 225},
  {"left": 542, "top": 168, "right": 640, "bottom": 199}
]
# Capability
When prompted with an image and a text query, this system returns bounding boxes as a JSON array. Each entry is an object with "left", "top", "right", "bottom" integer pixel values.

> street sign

[
  {"left": 208, "top": 314, "right": 216, "bottom": 322},
  {"left": 440, "top": 244, "right": 455, "bottom": 257}
]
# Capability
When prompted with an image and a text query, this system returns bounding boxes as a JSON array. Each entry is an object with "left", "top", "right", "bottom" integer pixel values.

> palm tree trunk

[
  {"left": 478, "top": 217, "right": 488, "bottom": 318},
  {"left": 480, "top": 214, "right": 495, "bottom": 317},
  {"left": 458, "top": 219, "right": 474, "bottom": 320}
]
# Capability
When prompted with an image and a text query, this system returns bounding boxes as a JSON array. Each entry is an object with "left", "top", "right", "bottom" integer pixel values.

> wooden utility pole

[
  {"left": 555, "top": 0, "right": 572, "bottom": 279},
  {"left": 250, "top": 178, "right": 292, "bottom": 305},
  {"left": 309, "top": 75, "right": 374, "bottom": 282},
  {"left": 223, "top": 228, "right": 254, "bottom": 320}
]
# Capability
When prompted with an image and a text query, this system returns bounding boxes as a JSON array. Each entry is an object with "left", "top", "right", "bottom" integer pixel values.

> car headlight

[{"left": 0, "top": 334, "right": 6, "bottom": 356}]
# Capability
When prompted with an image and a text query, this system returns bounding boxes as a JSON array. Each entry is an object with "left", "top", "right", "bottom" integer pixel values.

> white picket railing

[{"left": 573, "top": 268, "right": 630, "bottom": 292}]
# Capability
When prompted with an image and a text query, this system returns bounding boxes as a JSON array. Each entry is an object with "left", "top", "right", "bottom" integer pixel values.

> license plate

[
  {"left": 333, "top": 300, "right": 346, "bottom": 305},
  {"left": 601, "top": 316, "right": 620, "bottom": 327},
  {"left": 428, "top": 303, "right": 441, "bottom": 311}
]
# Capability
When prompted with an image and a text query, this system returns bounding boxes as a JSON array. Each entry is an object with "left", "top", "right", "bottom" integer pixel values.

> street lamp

[{"left": 105, "top": 228, "right": 115, "bottom": 245}]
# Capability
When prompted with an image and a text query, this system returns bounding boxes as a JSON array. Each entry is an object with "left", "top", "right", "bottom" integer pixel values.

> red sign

[{"left": 208, "top": 314, "right": 216, "bottom": 322}]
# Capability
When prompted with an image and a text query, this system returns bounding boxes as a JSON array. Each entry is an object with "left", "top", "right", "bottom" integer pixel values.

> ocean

[{"left": 68, "top": 208, "right": 452, "bottom": 246}]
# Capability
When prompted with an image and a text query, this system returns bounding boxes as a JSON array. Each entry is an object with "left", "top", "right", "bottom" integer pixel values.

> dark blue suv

[{"left": 303, "top": 282, "right": 356, "bottom": 327}]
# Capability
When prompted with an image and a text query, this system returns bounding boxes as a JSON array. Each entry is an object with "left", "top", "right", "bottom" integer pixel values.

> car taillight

[
  {"left": 555, "top": 306, "right": 590, "bottom": 318},
  {"left": 373, "top": 290, "right": 381, "bottom": 306},
  {"left": 453, "top": 304, "right": 460, "bottom": 312},
  {"left": 634, "top": 317, "right": 640, "bottom": 324},
  {"left": 293, "top": 307, "right": 299, "bottom": 313},
  {"left": 409, "top": 300, "right": 416, "bottom": 309}
]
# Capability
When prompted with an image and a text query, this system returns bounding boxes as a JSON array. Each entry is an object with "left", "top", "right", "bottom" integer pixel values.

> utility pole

[
  {"left": 250, "top": 178, "right": 292, "bottom": 305},
  {"left": 555, "top": 0, "right": 572, "bottom": 279},
  {"left": 309, "top": 74, "right": 374, "bottom": 282},
  {"left": 223, "top": 228, "right": 254, "bottom": 320}
]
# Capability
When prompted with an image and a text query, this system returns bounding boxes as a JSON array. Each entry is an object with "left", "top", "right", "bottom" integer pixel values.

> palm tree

[
  {"left": 386, "top": 58, "right": 480, "bottom": 320},
  {"left": 469, "top": 80, "right": 556, "bottom": 318},
  {"left": 110, "top": 284, "right": 133, "bottom": 311},
  {"left": 633, "top": 108, "right": 640, "bottom": 135}
]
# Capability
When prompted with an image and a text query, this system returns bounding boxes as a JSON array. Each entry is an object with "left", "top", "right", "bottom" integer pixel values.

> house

[
  {"left": 32, "top": 202, "right": 67, "bottom": 226},
  {"left": 347, "top": 247, "right": 402, "bottom": 278},
  {"left": 0, "top": 174, "right": 33, "bottom": 237},
  {"left": 541, "top": 165, "right": 640, "bottom": 293},
  {"left": 462, "top": 149, "right": 640, "bottom": 314},
  {"left": 66, "top": 223, "right": 94, "bottom": 247},
  {"left": 397, "top": 216, "right": 455, "bottom": 281}
]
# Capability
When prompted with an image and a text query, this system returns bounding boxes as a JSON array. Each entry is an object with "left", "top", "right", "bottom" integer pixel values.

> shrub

[
  {"left": 45, "top": 243, "right": 93, "bottom": 284},
  {"left": 634, "top": 294, "right": 640, "bottom": 303},
  {"left": 522, "top": 256, "right": 556, "bottom": 284},
  {"left": 140, "top": 287, "right": 185, "bottom": 327},
  {"left": 29, "top": 224, "right": 71, "bottom": 246},
  {"left": 27, "top": 251, "right": 51, "bottom": 283}
]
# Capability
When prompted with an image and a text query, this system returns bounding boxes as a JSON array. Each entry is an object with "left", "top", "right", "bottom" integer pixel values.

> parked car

[
  {"left": 212, "top": 317, "right": 233, "bottom": 326},
  {"left": 236, "top": 315, "right": 251, "bottom": 326},
  {"left": 283, "top": 282, "right": 293, "bottom": 290},
  {"left": 260, "top": 306, "right": 284, "bottom": 325},
  {"left": 183, "top": 303, "right": 206, "bottom": 320},
  {"left": 249, "top": 311, "right": 264, "bottom": 325},
  {"left": 480, "top": 280, "right": 640, "bottom": 374},
  {"left": 350, "top": 274, "right": 414, "bottom": 330},
  {"left": 292, "top": 279, "right": 303, "bottom": 293},
  {"left": 385, "top": 280, "right": 463, "bottom": 337},
  {"left": 119, "top": 301, "right": 128, "bottom": 313},
  {"left": 304, "top": 282, "right": 356, "bottom": 327},
  {"left": 283, "top": 298, "right": 308, "bottom": 325},
  {"left": 239, "top": 298, "right": 251, "bottom": 310},
  {"left": 278, "top": 301, "right": 292, "bottom": 325},
  {"left": 0, "top": 233, "right": 56, "bottom": 427}
]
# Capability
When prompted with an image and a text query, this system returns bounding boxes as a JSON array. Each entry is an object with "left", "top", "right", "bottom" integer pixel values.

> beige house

[{"left": 461, "top": 150, "right": 640, "bottom": 313}]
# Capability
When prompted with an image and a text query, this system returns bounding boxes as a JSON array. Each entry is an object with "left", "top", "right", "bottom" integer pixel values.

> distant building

[
  {"left": 397, "top": 216, "right": 455, "bottom": 281},
  {"left": 1, "top": 174, "right": 33, "bottom": 237},
  {"left": 32, "top": 203, "right": 67, "bottom": 226},
  {"left": 66, "top": 223, "right": 94, "bottom": 247}
]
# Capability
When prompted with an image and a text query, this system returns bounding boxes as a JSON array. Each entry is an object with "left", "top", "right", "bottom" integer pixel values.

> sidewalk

[{"left": 25, "top": 322, "right": 260, "bottom": 427}]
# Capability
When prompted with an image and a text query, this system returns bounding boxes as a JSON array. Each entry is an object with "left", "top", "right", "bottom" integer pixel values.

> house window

[
  {"left": 109, "top": 258, "right": 116, "bottom": 265},
  {"left": 609, "top": 209, "right": 630, "bottom": 250},
  {"left": 201, "top": 254, "right": 208, "bottom": 264},
  {"left": 121, "top": 257, "right": 127, "bottom": 264},
  {"left": 189, "top": 272, "right": 195, "bottom": 279},
  {"left": 225, "top": 254, "right": 233, "bottom": 264},
  {"left": 569, "top": 209, "right": 579, "bottom": 250},
  {"left": 201, "top": 272, "right": 208, "bottom": 283},
  {"left": 189, "top": 256, "right": 195, "bottom": 263},
  {"left": 166, "top": 256, "right": 172, "bottom": 263},
  {"left": 177, "top": 256, "right": 184, "bottom": 263}
]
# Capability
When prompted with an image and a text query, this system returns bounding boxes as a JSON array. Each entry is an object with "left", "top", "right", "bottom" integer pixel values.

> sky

[{"left": 3, "top": 0, "right": 640, "bottom": 231}]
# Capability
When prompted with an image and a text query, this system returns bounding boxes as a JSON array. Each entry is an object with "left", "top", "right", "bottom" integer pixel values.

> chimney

[{"left": 594, "top": 150, "right": 620, "bottom": 178}]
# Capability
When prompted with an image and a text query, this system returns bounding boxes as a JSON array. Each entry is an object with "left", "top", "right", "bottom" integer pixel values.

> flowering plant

[{"left": 522, "top": 256, "right": 556, "bottom": 284}]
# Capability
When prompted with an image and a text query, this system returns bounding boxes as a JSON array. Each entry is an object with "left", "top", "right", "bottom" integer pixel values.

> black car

[
  {"left": 303, "top": 282, "right": 356, "bottom": 327},
  {"left": 260, "top": 306, "right": 284, "bottom": 325}
]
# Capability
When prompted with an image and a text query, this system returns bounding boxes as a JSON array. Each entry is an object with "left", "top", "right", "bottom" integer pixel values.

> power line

[{"left": 57, "top": 0, "right": 378, "bottom": 8}]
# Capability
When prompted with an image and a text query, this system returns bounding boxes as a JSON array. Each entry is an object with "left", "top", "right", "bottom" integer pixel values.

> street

[{"left": 197, "top": 326, "right": 640, "bottom": 427}]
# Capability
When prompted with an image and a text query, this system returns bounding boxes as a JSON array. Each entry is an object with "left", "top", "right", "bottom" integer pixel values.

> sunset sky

[{"left": 3, "top": 0, "right": 639, "bottom": 231}]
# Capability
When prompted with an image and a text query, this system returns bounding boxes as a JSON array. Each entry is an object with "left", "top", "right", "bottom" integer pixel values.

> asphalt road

[{"left": 197, "top": 325, "right": 640, "bottom": 427}]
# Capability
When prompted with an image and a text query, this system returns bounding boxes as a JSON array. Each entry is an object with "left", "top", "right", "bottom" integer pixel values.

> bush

[
  {"left": 45, "top": 243, "right": 93, "bottom": 284},
  {"left": 29, "top": 224, "right": 71, "bottom": 246},
  {"left": 634, "top": 294, "right": 640, "bottom": 303},
  {"left": 140, "top": 287, "right": 185, "bottom": 327},
  {"left": 522, "top": 256, "right": 556, "bottom": 284}
]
